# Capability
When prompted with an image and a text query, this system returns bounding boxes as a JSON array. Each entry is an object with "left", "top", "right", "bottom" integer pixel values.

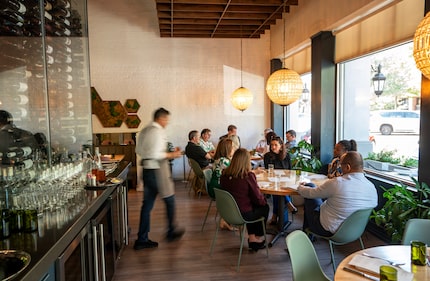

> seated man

[
  {"left": 199, "top": 128, "right": 215, "bottom": 159},
  {"left": 297, "top": 151, "right": 377, "bottom": 236},
  {"left": 285, "top": 129, "right": 297, "bottom": 151},
  {"left": 219, "top": 124, "right": 241, "bottom": 148},
  {"left": 185, "top": 130, "right": 211, "bottom": 168}
]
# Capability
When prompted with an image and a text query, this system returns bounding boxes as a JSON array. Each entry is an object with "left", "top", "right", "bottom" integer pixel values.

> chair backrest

[
  {"left": 203, "top": 168, "right": 213, "bottom": 194},
  {"left": 330, "top": 208, "right": 373, "bottom": 244},
  {"left": 213, "top": 188, "right": 245, "bottom": 226},
  {"left": 286, "top": 230, "right": 331, "bottom": 281},
  {"left": 402, "top": 218, "right": 430, "bottom": 245},
  {"left": 189, "top": 158, "right": 204, "bottom": 179}
]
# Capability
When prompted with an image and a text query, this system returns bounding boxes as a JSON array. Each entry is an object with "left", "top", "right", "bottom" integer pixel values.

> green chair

[
  {"left": 188, "top": 158, "right": 206, "bottom": 197},
  {"left": 201, "top": 168, "right": 214, "bottom": 231},
  {"left": 210, "top": 188, "right": 268, "bottom": 272},
  {"left": 286, "top": 230, "right": 331, "bottom": 281},
  {"left": 306, "top": 207, "right": 373, "bottom": 273},
  {"left": 401, "top": 218, "right": 430, "bottom": 245}
]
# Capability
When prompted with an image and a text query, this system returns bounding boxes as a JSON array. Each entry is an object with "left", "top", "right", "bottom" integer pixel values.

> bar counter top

[{"left": 3, "top": 161, "right": 131, "bottom": 281}]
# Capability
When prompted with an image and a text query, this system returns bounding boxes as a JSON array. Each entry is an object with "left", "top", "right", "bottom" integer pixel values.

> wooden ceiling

[{"left": 155, "top": 0, "right": 299, "bottom": 38}]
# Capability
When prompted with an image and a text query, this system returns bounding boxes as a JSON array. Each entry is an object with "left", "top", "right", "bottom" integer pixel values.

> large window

[{"left": 339, "top": 42, "right": 421, "bottom": 183}]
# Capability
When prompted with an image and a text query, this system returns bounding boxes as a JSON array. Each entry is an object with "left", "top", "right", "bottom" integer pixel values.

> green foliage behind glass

[
  {"left": 289, "top": 140, "right": 322, "bottom": 173},
  {"left": 371, "top": 178, "right": 430, "bottom": 243}
]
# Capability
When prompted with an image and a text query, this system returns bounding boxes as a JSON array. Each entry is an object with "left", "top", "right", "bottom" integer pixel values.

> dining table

[
  {"left": 335, "top": 245, "right": 430, "bottom": 281},
  {"left": 256, "top": 169, "right": 328, "bottom": 247}
]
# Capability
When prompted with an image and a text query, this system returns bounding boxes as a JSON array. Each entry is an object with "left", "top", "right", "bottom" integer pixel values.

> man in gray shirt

[{"left": 298, "top": 151, "right": 377, "bottom": 236}]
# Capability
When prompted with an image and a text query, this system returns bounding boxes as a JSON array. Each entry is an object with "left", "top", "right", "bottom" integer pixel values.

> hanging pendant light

[
  {"left": 231, "top": 30, "right": 253, "bottom": 111},
  {"left": 413, "top": 11, "right": 430, "bottom": 79},
  {"left": 266, "top": 1, "right": 302, "bottom": 106}
]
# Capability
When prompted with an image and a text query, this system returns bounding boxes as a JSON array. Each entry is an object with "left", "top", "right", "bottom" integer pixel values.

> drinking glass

[
  {"left": 380, "top": 265, "right": 397, "bottom": 281},
  {"left": 268, "top": 164, "right": 274, "bottom": 177},
  {"left": 411, "top": 240, "right": 427, "bottom": 266}
]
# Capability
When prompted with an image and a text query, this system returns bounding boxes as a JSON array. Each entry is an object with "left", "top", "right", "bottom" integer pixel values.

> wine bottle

[
  {"left": 9, "top": 82, "right": 29, "bottom": 92},
  {"left": 1, "top": 0, "right": 26, "bottom": 14},
  {"left": 0, "top": 94, "right": 29, "bottom": 105},
  {"left": 6, "top": 146, "right": 32, "bottom": 158}
]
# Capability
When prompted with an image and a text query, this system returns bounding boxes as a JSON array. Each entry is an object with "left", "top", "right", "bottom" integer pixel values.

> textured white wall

[{"left": 88, "top": 0, "right": 271, "bottom": 179}]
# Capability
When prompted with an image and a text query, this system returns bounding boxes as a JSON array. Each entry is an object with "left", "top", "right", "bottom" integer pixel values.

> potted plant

[
  {"left": 371, "top": 178, "right": 430, "bottom": 243},
  {"left": 289, "top": 140, "right": 322, "bottom": 173}
]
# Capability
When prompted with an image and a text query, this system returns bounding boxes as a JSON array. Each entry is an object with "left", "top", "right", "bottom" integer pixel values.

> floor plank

[{"left": 113, "top": 181, "right": 386, "bottom": 281}]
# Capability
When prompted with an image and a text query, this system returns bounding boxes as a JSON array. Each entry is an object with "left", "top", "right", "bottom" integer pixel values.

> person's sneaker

[
  {"left": 133, "top": 239, "right": 158, "bottom": 250},
  {"left": 166, "top": 228, "right": 185, "bottom": 242}
]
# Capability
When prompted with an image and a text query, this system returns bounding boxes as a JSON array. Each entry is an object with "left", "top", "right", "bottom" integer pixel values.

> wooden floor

[{"left": 113, "top": 181, "right": 386, "bottom": 281}]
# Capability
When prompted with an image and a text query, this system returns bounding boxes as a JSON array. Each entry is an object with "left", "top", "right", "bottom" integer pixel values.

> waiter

[{"left": 134, "top": 107, "right": 184, "bottom": 250}]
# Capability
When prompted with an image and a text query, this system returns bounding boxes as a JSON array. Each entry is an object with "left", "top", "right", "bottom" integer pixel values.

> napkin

[
  {"left": 348, "top": 255, "right": 413, "bottom": 281},
  {"left": 258, "top": 181, "right": 270, "bottom": 188}
]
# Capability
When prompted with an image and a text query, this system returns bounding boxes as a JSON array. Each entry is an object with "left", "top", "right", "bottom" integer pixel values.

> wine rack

[{"left": 0, "top": 0, "right": 92, "bottom": 168}]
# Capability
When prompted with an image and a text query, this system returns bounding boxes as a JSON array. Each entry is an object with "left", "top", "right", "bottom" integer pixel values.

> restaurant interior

[{"left": 1, "top": 0, "right": 430, "bottom": 280}]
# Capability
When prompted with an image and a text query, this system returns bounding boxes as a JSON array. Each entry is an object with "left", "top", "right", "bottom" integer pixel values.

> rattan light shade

[
  {"left": 414, "top": 12, "right": 430, "bottom": 79},
  {"left": 266, "top": 68, "right": 303, "bottom": 106},
  {"left": 231, "top": 87, "right": 253, "bottom": 111}
]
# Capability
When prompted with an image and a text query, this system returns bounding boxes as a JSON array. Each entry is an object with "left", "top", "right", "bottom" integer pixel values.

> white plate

[
  {"left": 307, "top": 174, "right": 327, "bottom": 180},
  {"left": 258, "top": 181, "right": 270, "bottom": 188}
]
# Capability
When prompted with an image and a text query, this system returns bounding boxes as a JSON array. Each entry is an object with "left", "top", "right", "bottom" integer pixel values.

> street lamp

[{"left": 372, "top": 64, "right": 386, "bottom": 97}]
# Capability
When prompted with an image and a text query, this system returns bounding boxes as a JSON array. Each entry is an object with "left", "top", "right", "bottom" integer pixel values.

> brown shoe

[{"left": 219, "top": 218, "right": 234, "bottom": 231}]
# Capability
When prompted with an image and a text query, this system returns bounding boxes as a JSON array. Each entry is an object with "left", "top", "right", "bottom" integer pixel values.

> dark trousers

[
  {"left": 137, "top": 169, "right": 176, "bottom": 242},
  {"left": 301, "top": 181, "right": 332, "bottom": 236},
  {"left": 242, "top": 204, "right": 270, "bottom": 237}
]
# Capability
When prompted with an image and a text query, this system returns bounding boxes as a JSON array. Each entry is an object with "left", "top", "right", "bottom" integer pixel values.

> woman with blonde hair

[
  {"left": 208, "top": 138, "right": 235, "bottom": 230},
  {"left": 220, "top": 148, "right": 269, "bottom": 251}
]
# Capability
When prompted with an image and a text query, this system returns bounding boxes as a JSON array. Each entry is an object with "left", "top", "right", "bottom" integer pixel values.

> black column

[
  {"left": 270, "top": 58, "right": 284, "bottom": 137},
  {"left": 418, "top": 1, "right": 430, "bottom": 184},
  {"left": 310, "top": 31, "right": 336, "bottom": 165}
]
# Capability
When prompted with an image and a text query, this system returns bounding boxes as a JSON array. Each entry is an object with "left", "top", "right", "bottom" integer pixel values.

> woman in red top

[{"left": 220, "top": 148, "right": 269, "bottom": 251}]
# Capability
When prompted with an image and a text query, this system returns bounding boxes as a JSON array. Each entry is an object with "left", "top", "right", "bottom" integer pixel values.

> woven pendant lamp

[
  {"left": 266, "top": 68, "right": 303, "bottom": 106},
  {"left": 231, "top": 87, "right": 254, "bottom": 111},
  {"left": 231, "top": 30, "right": 253, "bottom": 111},
  {"left": 265, "top": 1, "right": 302, "bottom": 106},
  {"left": 414, "top": 11, "right": 430, "bottom": 79}
]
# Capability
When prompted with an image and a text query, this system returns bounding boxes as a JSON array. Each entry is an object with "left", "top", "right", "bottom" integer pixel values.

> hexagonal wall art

[
  {"left": 94, "top": 100, "right": 128, "bottom": 127},
  {"left": 125, "top": 115, "right": 141, "bottom": 128},
  {"left": 124, "top": 99, "right": 140, "bottom": 113}
]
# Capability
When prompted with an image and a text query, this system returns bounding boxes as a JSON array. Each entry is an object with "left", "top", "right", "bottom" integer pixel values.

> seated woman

[
  {"left": 208, "top": 138, "right": 236, "bottom": 230},
  {"left": 220, "top": 148, "right": 269, "bottom": 251},
  {"left": 326, "top": 139, "right": 357, "bottom": 178},
  {"left": 263, "top": 136, "right": 298, "bottom": 226}
]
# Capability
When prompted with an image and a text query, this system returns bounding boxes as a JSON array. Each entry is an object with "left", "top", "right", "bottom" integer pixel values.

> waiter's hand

[{"left": 168, "top": 147, "right": 183, "bottom": 159}]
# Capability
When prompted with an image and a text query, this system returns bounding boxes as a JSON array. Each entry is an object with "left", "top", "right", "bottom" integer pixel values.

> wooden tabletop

[
  {"left": 257, "top": 169, "right": 327, "bottom": 196},
  {"left": 101, "top": 154, "right": 125, "bottom": 163},
  {"left": 335, "top": 245, "right": 430, "bottom": 281}
]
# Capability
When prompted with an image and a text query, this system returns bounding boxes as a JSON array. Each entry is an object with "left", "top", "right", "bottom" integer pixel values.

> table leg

[{"left": 268, "top": 195, "right": 292, "bottom": 247}]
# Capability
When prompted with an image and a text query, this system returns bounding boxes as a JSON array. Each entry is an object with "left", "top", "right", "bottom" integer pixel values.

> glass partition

[{"left": 0, "top": 0, "right": 92, "bottom": 177}]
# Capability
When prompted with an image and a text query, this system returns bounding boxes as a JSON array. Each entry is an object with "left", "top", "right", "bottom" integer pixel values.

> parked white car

[{"left": 369, "top": 110, "right": 420, "bottom": 135}]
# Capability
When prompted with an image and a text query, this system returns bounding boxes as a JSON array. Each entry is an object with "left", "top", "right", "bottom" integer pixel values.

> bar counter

[{"left": 3, "top": 161, "right": 131, "bottom": 281}]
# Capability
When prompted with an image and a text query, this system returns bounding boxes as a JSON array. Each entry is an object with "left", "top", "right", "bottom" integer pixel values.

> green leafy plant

[
  {"left": 366, "top": 149, "right": 400, "bottom": 164},
  {"left": 401, "top": 157, "right": 418, "bottom": 168},
  {"left": 289, "top": 140, "right": 322, "bottom": 173},
  {"left": 371, "top": 178, "right": 430, "bottom": 243}
]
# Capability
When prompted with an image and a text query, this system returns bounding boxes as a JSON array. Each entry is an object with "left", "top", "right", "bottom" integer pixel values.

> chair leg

[
  {"left": 329, "top": 240, "right": 337, "bottom": 273},
  {"left": 236, "top": 224, "right": 247, "bottom": 272},
  {"left": 184, "top": 168, "right": 193, "bottom": 189},
  {"left": 201, "top": 199, "right": 213, "bottom": 232},
  {"left": 210, "top": 217, "right": 220, "bottom": 256},
  {"left": 262, "top": 220, "right": 269, "bottom": 257},
  {"left": 359, "top": 237, "right": 365, "bottom": 249}
]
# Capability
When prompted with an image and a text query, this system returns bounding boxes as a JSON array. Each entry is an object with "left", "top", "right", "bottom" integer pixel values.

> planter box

[{"left": 364, "top": 160, "right": 418, "bottom": 177}]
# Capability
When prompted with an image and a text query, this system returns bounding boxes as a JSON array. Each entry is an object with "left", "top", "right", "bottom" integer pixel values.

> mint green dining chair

[
  {"left": 210, "top": 188, "right": 268, "bottom": 272},
  {"left": 188, "top": 158, "right": 206, "bottom": 197},
  {"left": 401, "top": 218, "right": 430, "bottom": 245},
  {"left": 306, "top": 207, "right": 373, "bottom": 273},
  {"left": 200, "top": 168, "right": 214, "bottom": 231},
  {"left": 286, "top": 230, "right": 331, "bottom": 281}
]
